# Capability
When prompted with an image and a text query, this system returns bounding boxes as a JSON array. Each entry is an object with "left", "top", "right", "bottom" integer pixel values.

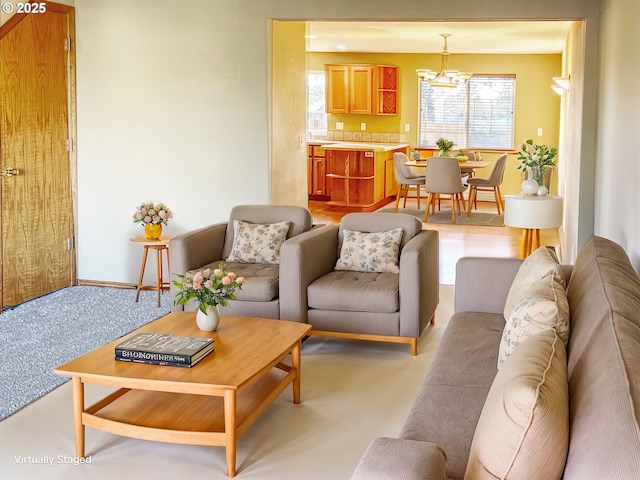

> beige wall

[
  {"left": 596, "top": 0, "right": 640, "bottom": 271},
  {"left": 72, "top": 0, "right": 603, "bottom": 283},
  {"left": 271, "top": 21, "right": 307, "bottom": 207}
]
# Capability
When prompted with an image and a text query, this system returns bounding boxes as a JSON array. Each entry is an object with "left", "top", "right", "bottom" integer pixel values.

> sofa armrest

[
  {"left": 350, "top": 437, "right": 447, "bottom": 480},
  {"left": 279, "top": 225, "right": 339, "bottom": 323},
  {"left": 399, "top": 230, "right": 439, "bottom": 337},
  {"left": 169, "top": 222, "right": 228, "bottom": 311},
  {"left": 454, "top": 256, "right": 524, "bottom": 314}
]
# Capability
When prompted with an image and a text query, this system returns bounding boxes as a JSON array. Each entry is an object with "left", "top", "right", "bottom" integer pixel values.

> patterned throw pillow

[
  {"left": 334, "top": 228, "right": 404, "bottom": 274},
  {"left": 226, "top": 220, "right": 290, "bottom": 265},
  {"left": 497, "top": 275, "right": 570, "bottom": 369},
  {"left": 503, "top": 246, "right": 565, "bottom": 320}
]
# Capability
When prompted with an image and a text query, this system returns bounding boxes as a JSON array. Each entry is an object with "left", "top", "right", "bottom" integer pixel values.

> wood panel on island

[{"left": 324, "top": 145, "right": 407, "bottom": 211}]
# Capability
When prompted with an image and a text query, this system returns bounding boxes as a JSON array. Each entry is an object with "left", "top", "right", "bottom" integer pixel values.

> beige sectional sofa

[{"left": 351, "top": 235, "right": 640, "bottom": 479}]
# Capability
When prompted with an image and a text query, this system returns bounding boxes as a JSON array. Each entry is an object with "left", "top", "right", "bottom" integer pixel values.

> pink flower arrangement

[
  {"left": 173, "top": 263, "right": 245, "bottom": 313},
  {"left": 132, "top": 201, "right": 173, "bottom": 226}
]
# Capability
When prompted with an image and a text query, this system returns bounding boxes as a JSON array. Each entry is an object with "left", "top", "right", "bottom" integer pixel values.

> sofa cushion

[
  {"left": 563, "top": 235, "right": 640, "bottom": 478},
  {"left": 497, "top": 274, "right": 570, "bottom": 369},
  {"left": 339, "top": 212, "right": 422, "bottom": 250},
  {"left": 400, "top": 313, "right": 504, "bottom": 480},
  {"left": 335, "top": 228, "right": 403, "bottom": 274},
  {"left": 193, "top": 261, "right": 279, "bottom": 302},
  {"left": 503, "top": 246, "right": 564, "bottom": 319},
  {"left": 221, "top": 204, "right": 312, "bottom": 259},
  {"left": 465, "top": 329, "right": 569, "bottom": 480},
  {"left": 226, "top": 220, "right": 290, "bottom": 265},
  {"left": 307, "top": 270, "right": 399, "bottom": 313}
]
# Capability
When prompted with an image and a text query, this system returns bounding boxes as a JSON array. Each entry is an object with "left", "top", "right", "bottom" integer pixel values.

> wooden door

[{"left": 0, "top": 3, "right": 76, "bottom": 309}]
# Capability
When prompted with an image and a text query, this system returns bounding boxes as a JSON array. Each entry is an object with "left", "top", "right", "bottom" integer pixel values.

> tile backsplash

[{"left": 314, "top": 130, "right": 409, "bottom": 143}]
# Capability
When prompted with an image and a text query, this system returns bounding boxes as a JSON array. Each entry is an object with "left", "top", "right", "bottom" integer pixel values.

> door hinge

[
  {"left": 67, "top": 236, "right": 75, "bottom": 251},
  {"left": 64, "top": 38, "right": 72, "bottom": 52},
  {"left": 66, "top": 138, "right": 73, "bottom": 151}
]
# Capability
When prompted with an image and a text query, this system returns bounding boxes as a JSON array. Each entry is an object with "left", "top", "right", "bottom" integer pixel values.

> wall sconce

[{"left": 551, "top": 76, "right": 570, "bottom": 95}]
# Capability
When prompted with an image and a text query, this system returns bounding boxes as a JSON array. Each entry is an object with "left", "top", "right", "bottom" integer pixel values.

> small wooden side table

[
  {"left": 129, "top": 235, "right": 171, "bottom": 307},
  {"left": 504, "top": 195, "right": 563, "bottom": 258}
]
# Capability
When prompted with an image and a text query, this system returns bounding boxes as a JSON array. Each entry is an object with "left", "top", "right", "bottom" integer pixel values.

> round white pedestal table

[{"left": 504, "top": 195, "right": 563, "bottom": 258}]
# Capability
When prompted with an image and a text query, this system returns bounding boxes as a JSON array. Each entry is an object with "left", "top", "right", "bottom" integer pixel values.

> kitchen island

[{"left": 320, "top": 142, "right": 408, "bottom": 210}]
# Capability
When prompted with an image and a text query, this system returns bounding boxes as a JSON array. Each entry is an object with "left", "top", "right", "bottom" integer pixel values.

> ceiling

[{"left": 306, "top": 21, "right": 573, "bottom": 54}]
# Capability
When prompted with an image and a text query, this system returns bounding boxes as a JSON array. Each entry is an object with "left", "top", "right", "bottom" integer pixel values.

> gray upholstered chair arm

[
  {"left": 454, "top": 256, "right": 524, "bottom": 314},
  {"left": 399, "top": 230, "right": 439, "bottom": 337},
  {"left": 169, "top": 222, "right": 227, "bottom": 311},
  {"left": 279, "top": 225, "right": 339, "bottom": 324},
  {"left": 350, "top": 437, "right": 447, "bottom": 480}
]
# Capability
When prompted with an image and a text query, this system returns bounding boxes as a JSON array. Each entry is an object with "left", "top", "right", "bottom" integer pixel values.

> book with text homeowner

[{"left": 115, "top": 332, "right": 214, "bottom": 366}]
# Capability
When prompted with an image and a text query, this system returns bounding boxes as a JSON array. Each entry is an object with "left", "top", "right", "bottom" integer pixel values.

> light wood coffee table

[{"left": 54, "top": 312, "right": 311, "bottom": 477}]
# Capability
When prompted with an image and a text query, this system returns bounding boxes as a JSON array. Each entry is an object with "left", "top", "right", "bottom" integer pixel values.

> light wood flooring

[{"left": 308, "top": 199, "right": 561, "bottom": 285}]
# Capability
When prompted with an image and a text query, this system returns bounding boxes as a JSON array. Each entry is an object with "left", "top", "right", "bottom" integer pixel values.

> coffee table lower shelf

[{"left": 75, "top": 364, "right": 293, "bottom": 476}]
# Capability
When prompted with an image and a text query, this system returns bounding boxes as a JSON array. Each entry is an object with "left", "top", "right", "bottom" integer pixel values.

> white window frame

[
  {"left": 307, "top": 70, "right": 328, "bottom": 136},
  {"left": 418, "top": 74, "right": 516, "bottom": 151}
]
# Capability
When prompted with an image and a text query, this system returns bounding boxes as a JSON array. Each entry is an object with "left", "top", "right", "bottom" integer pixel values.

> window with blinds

[{"left": 418, "top": 74, "right": 516, "bottom": 150}]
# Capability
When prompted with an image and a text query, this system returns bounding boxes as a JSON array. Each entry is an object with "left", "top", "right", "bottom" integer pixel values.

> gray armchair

[
  {"left": 280, "top": 212, "right": 439, "bottom": 355},
  {"left": 169, "top": 204, "right": 314, "bottom": 319}
]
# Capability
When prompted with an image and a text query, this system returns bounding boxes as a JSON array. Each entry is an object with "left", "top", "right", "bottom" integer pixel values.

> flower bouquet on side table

[
  {"left": 517, "top": 139, "right": 557, "bottom": 196},
  {"left": 132, "top": 201, "right": 173, "bottom": 239},
  {"left": 173, "top": 263, "right": 246, "bottom": 331}
]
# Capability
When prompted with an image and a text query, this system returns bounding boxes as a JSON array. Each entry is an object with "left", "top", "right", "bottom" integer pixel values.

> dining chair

[
  {"left": 466, "top": 153, "right": 508, "bottom": 216},
  {"left": 423, "top": 157, "right": 467, "bottom": 224},
  {"left": 393, "top": 152, "right": 426, "bottom": 212},
  {"left": 462, "top": 151, "right": 477, "bottom": 161}
]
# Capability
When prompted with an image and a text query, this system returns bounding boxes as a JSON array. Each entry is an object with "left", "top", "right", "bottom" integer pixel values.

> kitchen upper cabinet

[
  {"left": 376, "top": 65, "right": 398, "bottom": 115},
  {"left": 325, "top": 64, "right": 374, "bottom": 115},
  {"left": 326, "top": 64, "right": 398, "bottom": 116}
]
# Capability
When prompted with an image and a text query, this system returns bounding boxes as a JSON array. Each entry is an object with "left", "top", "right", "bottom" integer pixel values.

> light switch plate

[
  {"left": 336, "top": 122, "right": 344, "bottom": 130},
  {"left": 404, "top": 124, "right": 411, "bottom": 132},
  {"left": 537, "top": 127, "right": 543, "bottom": 136},
  {"left": 360, "top": 123, "right": 366, "bottom": 131}
]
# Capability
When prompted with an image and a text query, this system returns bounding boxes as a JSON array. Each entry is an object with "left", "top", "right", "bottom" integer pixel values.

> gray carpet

[
  {"left": 376, "top": 205, "right": 504, "bottom": 226},
  {"left": 0, "top": 286, "right": 171, "bottom": 420}
]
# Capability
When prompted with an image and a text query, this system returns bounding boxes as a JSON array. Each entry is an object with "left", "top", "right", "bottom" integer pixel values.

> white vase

[
  {"left": 537, "top": 185, "right": 549, "bottom": 196},
  {"left": 521, "top": 179, "right": 539, "bottom": 196},
  {"left": 196, "top": 305, "right": 220, "bottom": 331}
]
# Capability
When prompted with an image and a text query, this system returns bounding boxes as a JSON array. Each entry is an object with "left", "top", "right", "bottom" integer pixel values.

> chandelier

[{"left": 417, "top": 34, "right": 472, "bottom": 90}]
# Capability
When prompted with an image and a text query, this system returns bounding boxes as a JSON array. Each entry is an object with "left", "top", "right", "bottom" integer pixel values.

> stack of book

[{"left": 114, "top": 332, "right": 214, "bottom": 368}]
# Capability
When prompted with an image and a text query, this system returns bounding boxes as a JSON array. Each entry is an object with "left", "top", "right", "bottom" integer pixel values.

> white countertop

[{"left": 309, "top": 141, "right": 409, "bottom": 152}]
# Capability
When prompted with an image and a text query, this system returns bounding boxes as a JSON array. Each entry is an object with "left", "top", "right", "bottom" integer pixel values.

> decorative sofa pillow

[
  {"left": 226, "top": 220, "right": 290, "bottom": 265},
  {"left": 335, "top": 228, "right": 404, "bottom": 274},
  {"left": 498, "top": 274, "right": 570, "bottom": 369},
  {"left": 503, "top": 246, "right": 564, "bottom": 319},
  {"left": 465, "top": 329, "right": 569, "bottom": 480}
]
